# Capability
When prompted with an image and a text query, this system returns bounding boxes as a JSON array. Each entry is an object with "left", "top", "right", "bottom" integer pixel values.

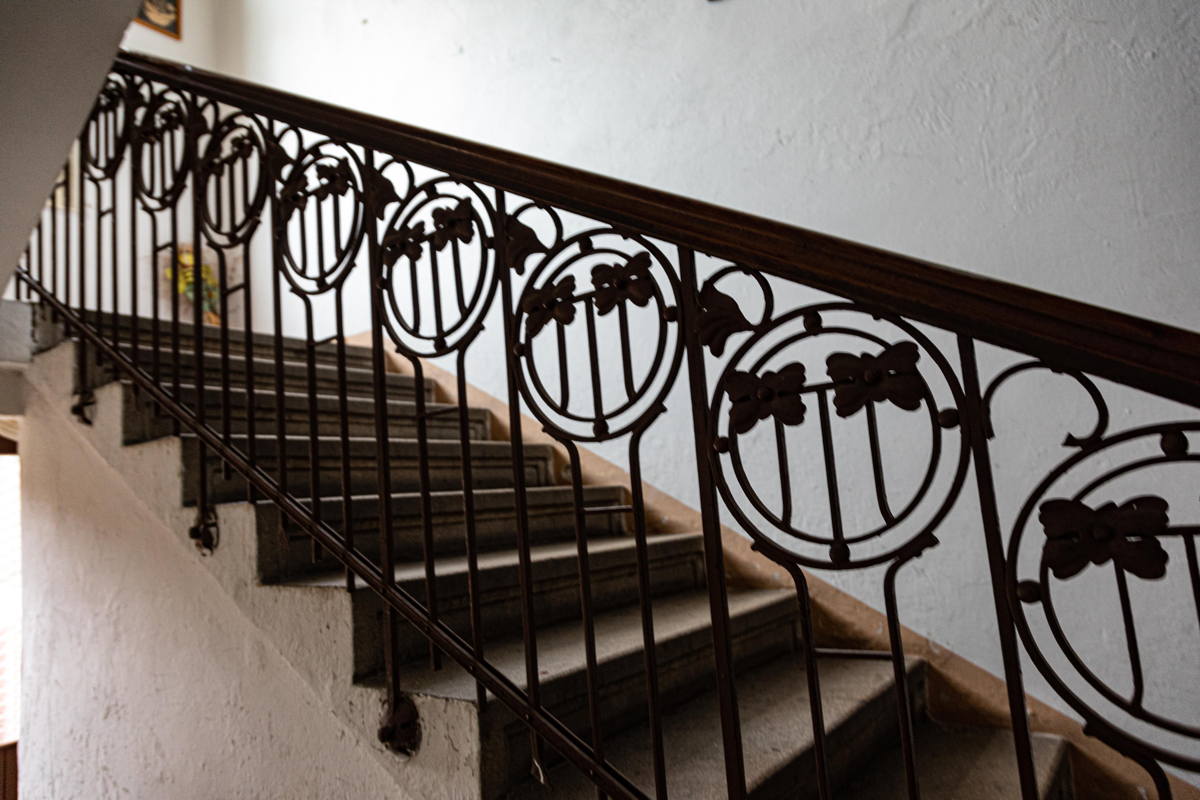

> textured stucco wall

[
  {"left": 19, "top": 384, "right": 405, "bottom": 799},
  {"left": 121, "top": 0, "right": 1200, "bottom": 774}
]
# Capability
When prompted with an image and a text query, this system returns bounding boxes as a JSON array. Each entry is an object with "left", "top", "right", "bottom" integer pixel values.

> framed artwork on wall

[{"left": 134, "top": 0, "right": 181, "bottom": 40}]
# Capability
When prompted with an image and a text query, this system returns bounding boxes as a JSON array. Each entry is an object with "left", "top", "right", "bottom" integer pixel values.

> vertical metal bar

[
  {"left": 129, "top": 140, "right": 140, "bottom": 378},
  {"left": 626, "top": 430, "right": 668, "bottom": 800},
  {"left": 563, "top": 441, "right": 605, "bottom": 793},
  {"left": 190, "top": 95, "right": 212, "bottom": 532},
  {"left": 242, "top": 235, "right": 257, "bottom": 501},
  {"left": 365, "top": 147, "right": 404, "bottom": 742},
  {"left": 169, "top": 178, "right": 181, "bottom": 429},
  {"left": 883, "top": 557, "right": 923, "bottom": 800},
  {"left": 782, "top": 564, "right": 832, "bottom": 800},
  {"left": 496, "top": 192, "right": 547, "bottom": 783},
  {"left": 268, "top": 121, "right": 290, "bottom": 501},
  {"left": 64, "top": 146, "right": 73, "bottom": 313},
  {"left": 408, "top": 358, "right": 442, "bottom": 670},
  {"left": 676, "top": 245, "right": 747, "bottom": 799},
  {"left": 303, "top": 299, "right": 323, "bottom": 555},
  {"left": 455, "top": 353, "right": 487, "bottom": 708},
  {"left": 335, "top": 293, "right": 355, "bottom": 588},
  {"left": 219, "top": 246, "right": 234, "bottom": 458},
  {"left": 956, "top": 334, "right": 1040, "bottom": 799}
]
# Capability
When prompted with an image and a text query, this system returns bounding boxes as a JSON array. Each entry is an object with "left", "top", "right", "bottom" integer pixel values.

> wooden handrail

[{"left": 116, "top": 50, "right": 1200, "bottom": 408}]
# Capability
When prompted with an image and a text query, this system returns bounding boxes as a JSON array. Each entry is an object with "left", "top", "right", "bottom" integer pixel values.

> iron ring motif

[
  {"left": 197, "top": 111, "right": 275, "bottom": 251},
  {"left": 82, "top": 74, "right": 134, "bottom": 180},
  {"left": 707, "top": 301, "right": 969, "bottom": 570},
  {"left": 130, "top": 84, "right": 195, "bottom": 211},
  {"left": 376, "top": 176, "right": 498, "bottom": 357},
  {"left": 1007, "top": 422, "right": 1200, "bottom": 771},
  {"left": 273, "top": 138, "right": 369, "bottom": 294},
  {"left": 512, "top": 229, "right": 683, "bottom": 443}
]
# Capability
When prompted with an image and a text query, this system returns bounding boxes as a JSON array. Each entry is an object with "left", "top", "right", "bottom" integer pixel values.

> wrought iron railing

[{"left": 11, "top": 51, "right": 1200, "bottom": 798}]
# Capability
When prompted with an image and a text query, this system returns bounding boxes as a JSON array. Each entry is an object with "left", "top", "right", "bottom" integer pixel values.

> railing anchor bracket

[
  {"left": 378, "top": 694, "right": 421, "bottom": 755},
  {"left": 70, "top": 391, "right": 96, "bottom": 425},
  {"left": 188, "top": 508, "right": 219, "bottom": 554}
]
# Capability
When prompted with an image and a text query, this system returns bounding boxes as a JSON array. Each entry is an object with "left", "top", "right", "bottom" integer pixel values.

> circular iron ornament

[
  {"left": 81, "top": 74, "right": 134, "bottom": 180},
  {"left": 378, "top": 177, "right": 498, "bottom": 357},
  {"left": 513, "top": 229, "right": 683, "bottom": 443},
  {"left": 708, "top": 302, "right": 969, "bottom": 570},
  {"left": 1007, "top": 421, "right": 1200, "bottom": 772},
  {"left": 196, "top": 112, "right": 272, "bottom": 249},
  {"left": 131, "top": 85, "right": 194, "bottom": 211},
  {"left": 275, "top": 139, "right": 368, "bottom": 295}
]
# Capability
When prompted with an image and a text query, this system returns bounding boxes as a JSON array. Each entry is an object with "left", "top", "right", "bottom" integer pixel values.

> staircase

[
  {"left": 26, "top": 317, "right": 1072, "bottom": 799},
  {"left": 11, "top": 49, "right": 1200, "bottom": 800}
]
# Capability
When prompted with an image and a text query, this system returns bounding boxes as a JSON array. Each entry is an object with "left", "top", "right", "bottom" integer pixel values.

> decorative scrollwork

[
  {"left": 827, "top": 341, "right": 924, "bottom": 417},
  {"left": 272, "top": 140, "right": 369, "bottom": 295},
  {"left": 983, "top": 360, "right": 1110, "bottom": 448},
  {"left": 725, "top": 364, "right": 808, "bottom": 434},
  {"left": 1008, "top": 422, "right": 1200, "bottom": 772},
  {"left": 131, "top": 83, "right": 194, "bottom": 211},
  {"left": 197, "top": 112, "right": 272, "bottom": 249},
  {"left": 82, "top": 75, "right": 135, "bottom": 180},
  {"left": 697, "top": 266, "right": 774, "bottom": 357},
  {"left": 376, "top": 174, "right": 497, "bottom": 356},
  {"left": 709, "top": 302, "right": 968, "bottom": 569},
  {"left": 1038, "top": 497, "right": 1170, "bottom": 580},
  {"left": 512, "top": 230, "right": 682, "bottom": 442}
]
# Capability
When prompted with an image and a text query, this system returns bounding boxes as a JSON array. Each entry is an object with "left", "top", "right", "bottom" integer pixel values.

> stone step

[
  {"left": 841, "top": 722, "right": 1073, "bottom": 799},
  {"left": 508, "top": 652, "right": 927, "bottom": 799},
  {"left": 182, "top": 434, "right": 558, "bottom": 504},
  {"left": 120, "top": 381, "right": 491, "bottom": 445},
  {"left": 79, "top": 310, "right": 376, "bottom": 368},
  {"left": 291, "top": 532, "right": 708, "bottom": 674},
  {"left": 253, "top": 484, "right": 631, "bottom": 574},
  {"left": 88, "top": 345, "right": 428, "bottom": 401},
  {"left": 392, "top": 588, "right": 800, "bottom": 798}
]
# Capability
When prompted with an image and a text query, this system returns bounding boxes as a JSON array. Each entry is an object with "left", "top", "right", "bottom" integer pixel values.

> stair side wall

[{"left": 18, "top": 371, "right": 412, "bottom": 799}]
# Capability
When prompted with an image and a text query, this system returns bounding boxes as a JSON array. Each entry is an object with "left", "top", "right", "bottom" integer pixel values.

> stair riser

[
  {"left": 491, "top": 604, "right": 800, "bottom": 795},
  {"left": 352, "top": 545, "right": 708, "bottom": 674},
  {"left": 766, "top": 664, "right": 928, "bottom": 800},
  {"left": 186, "top": 451, "right": 556, "bottom": 505},
  {"left": 85, "top": 348, "right": 428, "bottom": 401},
  {"left": 127, "top": 404, "right": 489, "bottom": 446},
  {"left": 84, "top": 317, "right": 376, "bottom": 369},
  {"left": 119, "top": 384, "right": 491, "bottom": 446},
  {"left": 254, "top": 500, "right": 629, "bottom": 578}
]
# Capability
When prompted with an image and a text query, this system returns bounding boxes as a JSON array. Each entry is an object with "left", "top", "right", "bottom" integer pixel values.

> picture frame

[{"left": 134, "top": 0, "right": 181, "bottom": 40}]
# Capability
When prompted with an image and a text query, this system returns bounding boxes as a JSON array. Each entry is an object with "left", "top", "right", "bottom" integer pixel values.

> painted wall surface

[
  {"left": 0, "top": 0, "right": 141, "bottom": 296},
  {"left": 118, "top": 0, "right": 1200, "bottom": 773},
  {"left": 19, "top": 385, "right": 405, "bottom": 799}
]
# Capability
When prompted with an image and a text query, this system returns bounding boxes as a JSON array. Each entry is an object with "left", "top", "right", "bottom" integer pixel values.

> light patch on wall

[{"left": 0, "top": 451, "right": 18, "bottom": 746}]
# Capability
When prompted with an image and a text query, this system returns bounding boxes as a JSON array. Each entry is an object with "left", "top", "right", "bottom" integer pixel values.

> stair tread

[
  {"left": 184, "top": 431, "right": 553, "bottom": 455},
  {"left": 151, "top": 379, "right": 485, "bottom": 416},
  {"left": 266, "top": 483, "right": 623, "bottom": 513},
  {"left": 117, "top": 344, "right": 411, "bottom": 374},
  {"left": 289, "top": 532, "right": 703, "bottom": 589},
  {"left": 841, "top": 722, "right": 1070, "bottom": 799},
  {"left": 382, "top": 588, "right": 795, "bottom": 703},
  {"left": 509, "top": 651, "right": 908, "bottom": 798}
]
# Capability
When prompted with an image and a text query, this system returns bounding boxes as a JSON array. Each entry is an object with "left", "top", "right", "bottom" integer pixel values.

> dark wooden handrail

[{"left": 116, "top": 50, "right": 1200, "bottom": 408}]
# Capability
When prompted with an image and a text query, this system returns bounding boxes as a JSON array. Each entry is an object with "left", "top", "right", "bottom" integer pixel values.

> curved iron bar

[
  {"left": 982, "top": 359, "right": 1110, "bottom": 448},
  {"left": 1007, "top": 421, "right": 1200, "bottom": 775}
]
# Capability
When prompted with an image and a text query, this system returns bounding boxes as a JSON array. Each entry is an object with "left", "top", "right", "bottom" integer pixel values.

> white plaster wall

[
  {"left": 120, "top": 0, "right": 1200, "bottom": 773},
  {"left": 19, "top": 384, "right": 405, "bottom": 799},
  {"left": 0, "top": 0, "right": 142, "bottom": 296}
]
